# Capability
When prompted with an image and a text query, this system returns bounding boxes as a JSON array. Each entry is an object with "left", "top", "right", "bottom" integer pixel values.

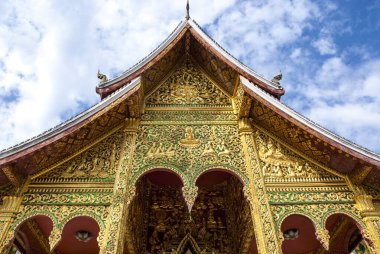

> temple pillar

[
  {"left": 49, "top": 227, "right": 62, "bottom": 251},
  {"left": 239, "top": 118, "right": 282, "bottom": 254},
  {"left": 100, "top": 118, "right": 139, "bottom": 254},
  {"left": 0, "top": 174, "right": 29, "bottom": 254},
  {"left": 347, "top": 177, "right": 380, "bottom": 253},
  {"left": 0, "top": 196, "right": 23, "bottom": 253}
]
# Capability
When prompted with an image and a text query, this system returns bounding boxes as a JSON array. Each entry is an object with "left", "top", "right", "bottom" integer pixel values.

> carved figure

[
  {"left": 257, "top": 134, "right": 331, "bottom": 179},
  {"left": 146, "top": 142, "right": 176, "bottom": 159},
  {"left": 217, "top": 141, "right": 230, "bottom": 157},
  {"left": 201, "top": 141, "right": 215, "bottom": 157},
  {"left": 179, "top": 127, "right": 201, "bottom": 148},
  {"left": 97, "top": 70, "right": 108, "bottom": 83},
  {"left": 271, "top": 72, "right": 282, "bottom": 86}
]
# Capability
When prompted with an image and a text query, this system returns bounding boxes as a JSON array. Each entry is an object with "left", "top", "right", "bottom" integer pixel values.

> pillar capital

[
  {"left": 238, "top": 118, "right": 253, "bottom": 133},
  {"left": 124, "top": 118, "right": 140, "bottom": 133},
  {"left": 0, "top": 196, "right": 23, "bottom": 214}
]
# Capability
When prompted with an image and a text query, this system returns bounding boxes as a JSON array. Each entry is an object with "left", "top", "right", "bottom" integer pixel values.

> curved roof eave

[
  {"left": 97, "top": 18, "right": 284, "bottom": 97},
  {"left": 240, "top": 76, "right": 380, "bottom": 166},
  {"left": 0, "top": 77, "right": 141, "bottom": 161}
]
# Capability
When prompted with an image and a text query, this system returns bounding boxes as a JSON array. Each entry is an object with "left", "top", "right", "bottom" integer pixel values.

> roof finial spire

[{"left": 186, "top": 0, "right": 190, "bottom": 20}]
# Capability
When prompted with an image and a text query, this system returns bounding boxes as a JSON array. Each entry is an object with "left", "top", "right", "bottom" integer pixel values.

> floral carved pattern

[
  {"left": 23, "top": 193, "right": 112, "bottom": 205},
  {"left": 271, "top": 203, "right": 362, "bottom": 229},
  {"left": 268, "top": 191, "right": 354, "bottom": 204},
  {"left": 146, "top": 59, "right": 231, "bottom": 108},
  {"left": 131, "top": 123, "right": 247, "bottom": 185}
]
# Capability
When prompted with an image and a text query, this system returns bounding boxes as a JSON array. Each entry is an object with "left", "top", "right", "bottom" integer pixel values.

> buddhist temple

[{"left": 1, "top": 6, "right": 380, "bottom": 254}]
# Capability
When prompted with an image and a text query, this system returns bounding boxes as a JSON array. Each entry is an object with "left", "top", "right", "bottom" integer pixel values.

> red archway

[
  {"left": 54, "top": 216, "right": 100, "bottom": 254},
  {"left": 11, "top": 215, "right": 53, "bottom": 254},
  {"left": 281, "top": 214, "right": 322, "bottom": 254},
  {"left": 125, "top": 169, "right": 186, "bottom": 254},
  {"left": 194, "top": 169, "right": 257, "bottom": 254},
  {"left": 325, "top": 213, "right": 369, "bottom": 253}
]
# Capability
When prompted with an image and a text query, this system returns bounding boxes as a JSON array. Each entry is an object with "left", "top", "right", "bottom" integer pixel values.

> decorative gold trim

[
  {"left": 31, "top": 123, "right": 125, "bottom": 179},
  {"left": 141, "top": 120, "right": 237, "bottom": 125},
  {"left": 26, "top": 188, "right": 113, "bottom": 194},
  {"left": 101, "top": 121, "right": 139, "bottom": 254},
  {"left": 144, "top": 106, "right": 233, "bottom": 111},
  {"left": 240, "top": 119, "right": 282, "bottom": 253},
  {"left": 265, "top": 181, "right": 348, "bottom": 188},
  {"left": 265, "top": 183, "right": 350, "bottom": 191},
  {"left": 28, "top": 183, "right": 113, "bottom": 189},
  {"left": 254, "top": 124, "right": 345, "bottom": 179},
  {"left": 144, "top": 56, "right": 232, "bottom": 100}
]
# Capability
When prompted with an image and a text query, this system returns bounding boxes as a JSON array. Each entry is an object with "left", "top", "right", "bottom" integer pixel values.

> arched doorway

[
  {"left": 281, "top": 214, "right": 322, "bottom": 254},
  {"left": 125, "top": 169, "right": 257, "bottom": 253},
  {"left": 125, "top": 169, "right": 188, "bottom": 253},
  {"left": 54, "top": 216, "right": 100, "bottom": 254},
  {"left": 9, "top": 215, "right": 53, "bottom": 254},
  {"left": 192, "top": 170, "right": 257, "bottom": 253},
  {"left": 325, "top": 213, "right": 370, "bottom": 253}
]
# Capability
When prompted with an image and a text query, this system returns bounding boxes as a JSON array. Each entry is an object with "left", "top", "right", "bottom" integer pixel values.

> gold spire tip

[{"left": 186, "top": 0, "right": 190, "bottom": 20}]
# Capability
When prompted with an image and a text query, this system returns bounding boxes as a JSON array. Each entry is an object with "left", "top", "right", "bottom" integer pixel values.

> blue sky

[{"left": 0, "top": 0, "right": 379, "bottom": 153}]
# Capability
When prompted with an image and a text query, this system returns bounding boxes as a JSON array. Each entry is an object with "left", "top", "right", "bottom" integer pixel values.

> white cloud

[
  {"left": 206, "top": 0, "right": 320, "bottom": 77},
  {"left": 298, "top": 57, "right": 380, "bottom": 152},
  {"left": 312, "top": 37, "right": 337, "bottom": 55}
]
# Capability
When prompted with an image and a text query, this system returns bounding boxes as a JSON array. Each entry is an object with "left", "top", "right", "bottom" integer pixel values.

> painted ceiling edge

[
  {"left": 241, "top": 76, "right": 380, "bottom": 167},
  {"left": 95, "top": 18, "right": 284, "bottom": 99},
  {"left": 0, "top": 77, "right": 141, "bottom": 162}
]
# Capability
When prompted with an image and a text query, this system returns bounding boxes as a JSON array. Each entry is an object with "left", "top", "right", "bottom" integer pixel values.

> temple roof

[
  {"left": 95, "top": 19, "right": 285, "bottom": 99},
  {"left": 0, "top": 18, "right": 379, "bottom": 190}
]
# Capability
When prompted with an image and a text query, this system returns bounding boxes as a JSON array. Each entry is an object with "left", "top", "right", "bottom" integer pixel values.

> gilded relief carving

[
  {"left": 182, "top": 186, "right": 198, "bottom": 214},
  {"left": 240, "top": 129, "right": 281, "bottom": 253},
  {"left": 146, "top": 142, "right": 176, "bottom": 159},
  {"left": 11, "top": 205, "right": 109, "bottom": 231},
  {"left": 268, "top": 191, "right": 354, "bottom": 204},
  {"left": 141, "top": 111, "right": 237, "bottom": 122},
  {"left": 126, "top": 174, "right": 253, "bottom": 254},
  {"left": 179, "top": 127, "right": 201, "bottom": 148},
  {"left": 271, "top": 203, "right": 362, "bottom": 229},
  {"left": 224, "top": 177, "right": 253, "bottom": 253},
  {"left": 131, "top": 123, "right": 246, "bottom": 184},
  {"left": 255, "top": 130, "right": 337, "bottom": 181},
  {"left": 39, "top": 132, "right": 123, "bottom": 179},
  {"left": 252, "top": 101, "right": 332, "bottom": 166},
  {"left": 23, "top": 193, "right": 112, "bottom": 206},
  {"left": 146, "top": 59, "right": 231, "bottom": 108},
  {"left": 0, "top": 204, "right": 109, "bottom": 251},
  {"left": 233, "top": 83, "right": 252, "bottom": 117}
]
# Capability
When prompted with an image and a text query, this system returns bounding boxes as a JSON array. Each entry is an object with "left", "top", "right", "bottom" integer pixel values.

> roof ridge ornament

[
  {"left": 271, "top": 71, "right": 282, "bottom": 88},
  {"left": 97, "top": 70, "right": 108, "bottom": 84},
  {"left": 186, "top": 0, "right": 190, "bottom": 20}
]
